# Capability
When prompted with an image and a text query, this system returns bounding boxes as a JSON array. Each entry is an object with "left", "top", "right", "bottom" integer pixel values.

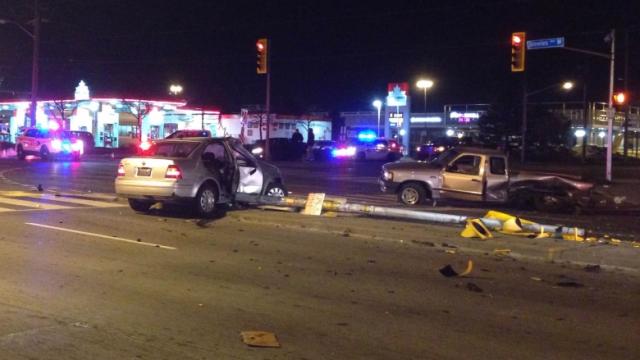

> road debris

[
  {"left": 530, "top": 277, "right": 543, "bottom": 282},
  {"left": 240, "top": 331, "right": 281, "bottom": 348},
  {"left": 556, "top": 281, "right": 585, "bottom": 288},
  {"left": 466, "top": 282, "right": 483, "bottom": 292},
  {"left": 584, "top": 264, "right": 601, "bottom": 273},
  {"left": 439, "top": 260, "right": 473, "bottom": 277},
  {"left": 493, "top": 249, "right": 512, "bottom": 256}
]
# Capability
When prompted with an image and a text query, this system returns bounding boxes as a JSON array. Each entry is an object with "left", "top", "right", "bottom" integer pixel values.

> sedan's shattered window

[{"left": 148, "top": 142, "right": 199, "bottom": 158}]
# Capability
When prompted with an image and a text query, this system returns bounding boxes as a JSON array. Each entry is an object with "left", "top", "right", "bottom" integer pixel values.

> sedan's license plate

[{"left": 137, "top": 167, "right": 152, "bottom": 176}]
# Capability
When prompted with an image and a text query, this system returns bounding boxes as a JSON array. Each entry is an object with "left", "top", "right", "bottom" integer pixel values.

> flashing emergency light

[
  {"left": 139, "top": 141, "right": 152, "bottom": 151},
  {"left": 47, "top": 120, "right": 60, "bottom": 131},
  {"left": 357, "top": 130, "right": 377, "bottom": 142},
  {"left": 331, "top": 146, "right": 356, "bottom": 158}
]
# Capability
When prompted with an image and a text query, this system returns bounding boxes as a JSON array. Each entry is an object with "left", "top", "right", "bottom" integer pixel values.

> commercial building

[{"left": 0, "top": 81, "right": 331, "bottom": 148}]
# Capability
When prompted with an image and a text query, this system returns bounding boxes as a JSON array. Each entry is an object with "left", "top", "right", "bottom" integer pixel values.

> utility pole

[
  {"left": 521, "top": 74, "right": 527, "bottom": 164},
  {"left": 605, "top": 29, "right": 615, "bottom": 183},
  {"left": 264, "top": 39, "right": 271, "bottom": 161},
  {"left": 623, "top": 29, "right": 629, "bottom": 159},
  {"left": 30, "top": 0, "right": 40, "bottom": 127}
]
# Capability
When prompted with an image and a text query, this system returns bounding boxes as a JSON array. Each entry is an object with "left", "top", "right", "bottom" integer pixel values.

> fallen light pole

[{"left": 254, "top": 196, "right": 585, "bottom": 237}]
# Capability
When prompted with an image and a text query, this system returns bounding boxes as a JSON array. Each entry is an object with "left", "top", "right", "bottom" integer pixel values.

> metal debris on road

[
  {"left": 466, "top": 282, "right": 483, "bottom": 292},
  {"left": 240, "top": 331, "right": 281, "bottom": 348},
  {"left": 584, "top": 264, "right": 601, "bottom": 273},
  {"left": 556, "top": 281, "right": 585, "bottom": 288},
  {"left": 439, "top": 260, "right": 473, "bottom": 277}
]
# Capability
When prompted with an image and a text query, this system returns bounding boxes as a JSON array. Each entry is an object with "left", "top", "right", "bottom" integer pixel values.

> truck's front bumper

[{"left": 379, "top": 178, "right": 401, "bottom": 194}]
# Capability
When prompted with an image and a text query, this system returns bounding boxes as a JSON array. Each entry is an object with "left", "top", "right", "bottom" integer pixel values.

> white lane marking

[
  {"left": 0, "top": 196, "right": 72, "bottom": 210},
  {"left": 24, "top": 223, "right": 177, "bottom": 250}
]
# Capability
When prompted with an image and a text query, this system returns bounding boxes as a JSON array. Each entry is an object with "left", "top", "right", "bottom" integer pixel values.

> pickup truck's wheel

[
  {"left": 398, "top": 183, "right": 427, "bottom": 206},
  {"left": 195, "top": 184, "right": 218, "bottom": 217},
  {"left": 16, "top": 146, "right": 25, "bottom": 160},
  {"left": 128, "top": 199, "right": 153, "bottom": 212},
  {"left": 265, "top": 183, "right": 287, "bottom": 197},
  {"left": 532, "top": 193, "right": 566, "bottom": 212},
  {"left": 39, "top": 146, "right": 50, "bottom": 160}
]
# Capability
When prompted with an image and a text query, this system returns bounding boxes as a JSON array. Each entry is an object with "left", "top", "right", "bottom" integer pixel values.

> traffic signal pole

[{"left": 265, "top": 49, "right": 271, "bottom": 161}]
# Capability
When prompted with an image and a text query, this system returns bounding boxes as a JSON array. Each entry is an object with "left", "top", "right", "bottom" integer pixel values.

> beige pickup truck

[{"left": 379, "top": 147, "right": 594, "bottom": 212}]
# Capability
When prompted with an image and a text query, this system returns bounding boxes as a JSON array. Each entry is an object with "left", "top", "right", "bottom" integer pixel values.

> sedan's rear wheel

[
  {"left": 398, "top": 183, "right": 426, "bottom": 206},
  {"left": 128, "top": 199, "right": 153, "bottom": 212},
  {"left": 195, "top": 184, "right": 218, "bottom": 217}
]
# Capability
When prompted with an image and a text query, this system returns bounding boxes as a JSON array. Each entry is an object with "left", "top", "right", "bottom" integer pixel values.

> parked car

[
  {"left": 116, "top": 137, "right": 287, "bottom": 217},
  {"left": 244, "top": 138, "right": 305, "bottom": 161},
  {"left": 380, "top": 147, "right": 594, "bottom": 211},
  {"left": 166, "top": 129, "right": 211, "bottom": 139},
  {"left": 311, "top": 140, "right": 337, "bottom": 160},
  {"left": 65, "top": 130, "right": 95, "bottom": 153},
  {"left": 353, "top": 138, "right": 402, "bottom": 161},
  {"left": 414, "top": 137, "right": 473, "bottom": 161},
  {"left": 16, "top": 128, "right": 83, "bottom": 161}
]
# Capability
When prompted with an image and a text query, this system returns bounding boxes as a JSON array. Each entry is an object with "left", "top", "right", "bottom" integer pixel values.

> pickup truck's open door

[{"left": 441, "top": 154, "right": 484, "bottom": 201}]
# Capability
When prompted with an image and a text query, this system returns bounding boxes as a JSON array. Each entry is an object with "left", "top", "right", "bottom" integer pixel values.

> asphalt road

[
  {"left": 0, "top": 188, "right": 638, "bottom": 359},
  {"left": 1, "top": 156, "right": 638, "bottom": 239}
]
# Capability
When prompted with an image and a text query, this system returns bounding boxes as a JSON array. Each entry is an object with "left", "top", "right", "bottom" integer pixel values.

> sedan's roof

[{"left": 453, "top": 146, "right": 505, "bottom": 156}]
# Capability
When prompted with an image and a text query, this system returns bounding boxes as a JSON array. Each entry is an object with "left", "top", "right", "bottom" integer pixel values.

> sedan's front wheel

[
  {"left": 265, "top": 183, "right": 287, "bottom": 198},
  {"left": 195, "top": 184, "right": 218, "bottom": 217}
]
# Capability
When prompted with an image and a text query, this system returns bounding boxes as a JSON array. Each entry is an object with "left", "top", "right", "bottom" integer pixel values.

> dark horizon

[{"left": 0, "top": 0, "right": 638, "bottom": 114}]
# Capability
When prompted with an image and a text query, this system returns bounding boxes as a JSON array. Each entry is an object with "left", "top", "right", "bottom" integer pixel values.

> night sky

[{"left": 0, "top": 0, "right": 638, "bottom": 113}]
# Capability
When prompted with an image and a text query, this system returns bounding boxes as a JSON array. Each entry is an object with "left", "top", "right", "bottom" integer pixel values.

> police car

[{"left": 16, "top": 127, "right": 84, "bottom": 161}]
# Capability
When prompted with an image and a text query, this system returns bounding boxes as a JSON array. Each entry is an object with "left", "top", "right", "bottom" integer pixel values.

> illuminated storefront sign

[
  {"left": 386, "top": 82, "right": 409, "bottom": 107},
  {"left": 410, "top": 116, "right": 442, "bottom": 123},
  {"left": 388, "top": 112, "right": 404, "bottom": 125},
  {"left": 450, "top": 111, "right": 480, "bottom": 124}
]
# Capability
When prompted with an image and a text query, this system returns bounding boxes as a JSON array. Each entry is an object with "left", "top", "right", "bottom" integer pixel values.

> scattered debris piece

[
  {"left": 466, "top": 282, "right": 483, "bottom": 292},
  {"left": 445, "top": 249, "right": 457, "bottom": 254},
  {"left": 37, "top": 184, "right": 43, "bottom": 192},
  {"left": 460, "top": 219, "right": 492, "bottom": 239},
  {"left": 556, "top": 281, "right": 584, "bottom": 288},
  {"left": 530, "top": 277, "right": 543, "bottom": 282},
  {"left": 441, "top": 243, "right": 458, "bottom": 248},
  {"left": 493, "top": 249, "right": 511, "bottom": 256},
  {"left": 584, "top": 264, "right": 601, "bottom": 273},
  {"left": 411, "top": 240, "right": 435, "bottom": 247},
  {"left": 71, "top": 322, "right": 89, "bottom": 328},
  {"left": 240, "top": 331, "right": 281, "bottom": 348},
  {"left": 439, "top": 260, "right": 473, "bottom": 278}
]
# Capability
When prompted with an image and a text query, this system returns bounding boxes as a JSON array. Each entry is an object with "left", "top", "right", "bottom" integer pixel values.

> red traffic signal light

[
  {"left": 613, "top": 92, "right": 627, "bottom": 105},
  {"left": 511, "top": 32, "right": 526, "bottom": 72},
  {"left": 256, "top": 38, "right": 268, "bottom": 74}
]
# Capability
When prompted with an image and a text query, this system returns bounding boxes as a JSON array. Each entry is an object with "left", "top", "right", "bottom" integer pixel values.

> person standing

[
  {"left": 306, "top": 128, "right": 315, "bottom": 160},
  {"left": 291, "top": 128, "right": 304, "bottom": 160}
]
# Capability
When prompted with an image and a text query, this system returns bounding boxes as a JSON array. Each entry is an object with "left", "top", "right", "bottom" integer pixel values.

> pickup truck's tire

[
  {"left": 128, "top": 199, "right": 153, "bottom": 212},
  {"left": 398, "top": 183, "right": 427, "bottom": 206},
  {"left": 265, "top": 183, "right": 287, "bottom": 198},
  {"left": 194, "top": 184, "right": 218, "bottom": 217}
]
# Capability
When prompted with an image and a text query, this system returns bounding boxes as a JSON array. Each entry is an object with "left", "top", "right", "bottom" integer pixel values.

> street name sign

[{"left": 527, "top": 37, "right": 565, "bottom": 50}]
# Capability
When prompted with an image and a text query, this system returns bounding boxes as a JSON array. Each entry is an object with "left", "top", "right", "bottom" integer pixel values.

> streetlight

[
  {"left": 169, "top": 84, "right": 183, "bottom": 96},
  {"left": 0, "top": 2, "right": 40, "bottom": 127},
  {"left": 521, "top": 81, "right": 574, "bottom": 163},
  {"left": 372, "top": 99, "right": 382, "bottom": 137},
  {"left": 416, "top": 79, "right": 434, "bottom": 112}
]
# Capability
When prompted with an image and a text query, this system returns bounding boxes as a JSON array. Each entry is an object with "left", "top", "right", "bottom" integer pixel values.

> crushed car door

[
  {"left": 441, "top": 154, "right": 484, "bottom": 201},
  {"left": 231, "top": 144, "right": 264, "bottom": 194},
  {"left": 201, "top": 142, "right": 233, "bottom": 193}
]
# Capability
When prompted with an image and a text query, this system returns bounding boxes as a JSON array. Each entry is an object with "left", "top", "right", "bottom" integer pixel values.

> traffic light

[
  {"left": 511, "top": 32, "right": 526, "bottom": 72},
  {"left": 256, "top": 38, "right": 268, "bottom": 74},
  {"left": 613, "top": 91, "right": 628, "bottom": 110}
]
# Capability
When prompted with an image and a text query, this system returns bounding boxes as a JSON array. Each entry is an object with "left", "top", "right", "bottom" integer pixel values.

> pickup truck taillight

[
  {"left": 165, "top": 165, "right": 182, "bottom": 179},
  {"left": 117, "top": 163, "right": 125, "bottom": 177}
]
